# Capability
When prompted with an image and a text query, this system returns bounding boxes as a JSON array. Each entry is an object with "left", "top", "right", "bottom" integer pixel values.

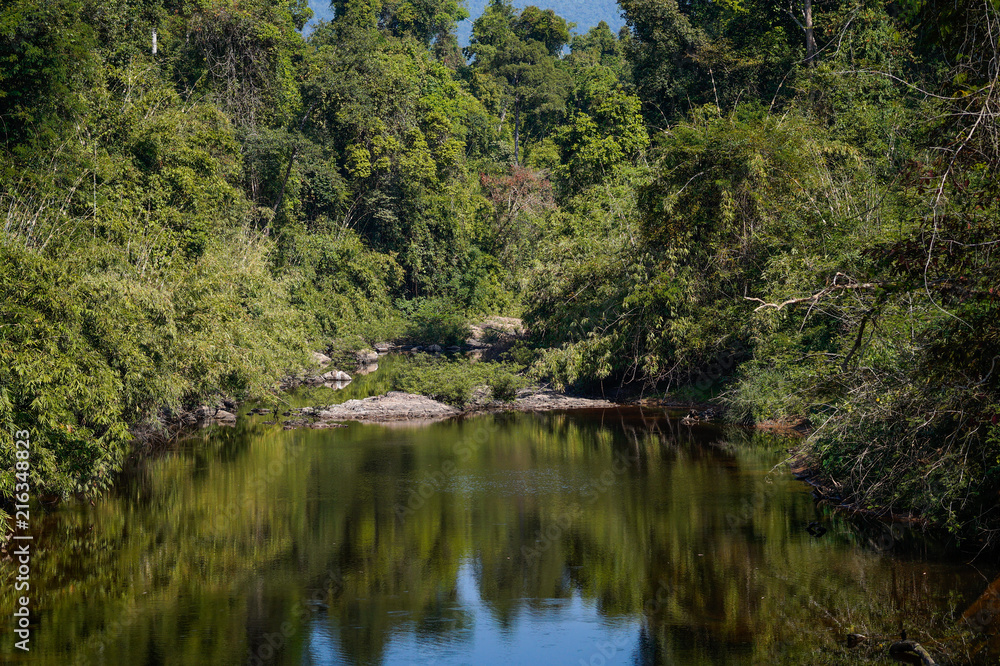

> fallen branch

[{"left": 745, "top": 272, "right": 881, "bottom": 312}]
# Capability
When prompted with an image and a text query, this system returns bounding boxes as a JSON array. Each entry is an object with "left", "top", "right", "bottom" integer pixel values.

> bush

[
  {"left": 403, "top": 298, "right": 471, "bottom": 346},
  {"left": 0, "top": 231, "right": 312, "bottom": 506},
  {"left": 487, "top": 365, "right": 528, "bottom": 402},
  {"left": 391, "top": 355, "right": 528, "bottom": 406}
]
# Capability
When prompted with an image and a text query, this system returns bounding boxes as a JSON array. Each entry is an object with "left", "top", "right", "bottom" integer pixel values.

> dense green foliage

[
  {"left": 2, "top": 0, "right": 1000, "bottom": 545},
  {"left": 391, "top": 354, "right": 527, "bottom": 404}
]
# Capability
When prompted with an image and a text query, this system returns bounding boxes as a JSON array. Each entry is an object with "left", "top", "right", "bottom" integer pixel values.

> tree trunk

[
  {"left": 514, "top": 98, "right": 520, "bottom": 165},
  {"left": 804, "top": 0, "right": 816, "bottom": 65}
]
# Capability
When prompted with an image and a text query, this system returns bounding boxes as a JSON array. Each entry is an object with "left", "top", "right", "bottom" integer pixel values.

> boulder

[
  {"left": 428, "top": 344, "right": 442, "bottom": 353},
  {"left": 355, "top": 349, "right": 379, "bottom": 364},
  {"left": 304, "top": 392, "right": 460, "bottom": 423},
  {"left": 312, "top": 351, "right": 332, "bottom": 367},
  {"left": 374, "top": 342, "right": 392, "bottom": 353},
  {"left": 355, "top": 362, "right": 378, "bottom": 376}
]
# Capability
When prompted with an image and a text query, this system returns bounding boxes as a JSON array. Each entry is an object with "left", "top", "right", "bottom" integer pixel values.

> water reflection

[{"left": 0, "top": 409, "right": 996, "bottom": 665}]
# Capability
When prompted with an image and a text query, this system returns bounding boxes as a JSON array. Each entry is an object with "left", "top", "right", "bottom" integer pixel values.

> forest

[{"left": 0, "top": 0, "right": 998, "bottom": 547}]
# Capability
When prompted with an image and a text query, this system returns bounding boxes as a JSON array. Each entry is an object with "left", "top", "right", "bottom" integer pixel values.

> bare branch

[{"left": 745, "top": 273, "right": 881, "bottom": 312}]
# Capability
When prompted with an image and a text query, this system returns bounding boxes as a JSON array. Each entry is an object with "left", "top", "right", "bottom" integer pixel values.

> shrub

[
  {"left": 391, "top": 355, "right": 528, "bottom": 406},
  {"left": 404, "top": 298, "right": 471, "bottom": 346}
]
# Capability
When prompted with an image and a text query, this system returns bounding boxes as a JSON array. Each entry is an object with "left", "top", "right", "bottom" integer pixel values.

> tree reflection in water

[{"left": 2, "top": 408, "right": 996, "bottom": 665}]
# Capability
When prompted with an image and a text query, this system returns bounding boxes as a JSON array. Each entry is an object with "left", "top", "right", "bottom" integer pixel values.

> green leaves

[{"left": 466, "top": 0, "right": 573, "bottom": 163}]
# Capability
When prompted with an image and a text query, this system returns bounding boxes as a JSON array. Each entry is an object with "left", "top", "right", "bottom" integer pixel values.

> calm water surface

[{"left": 2, "top": 370, "right": 998, "bottom": 664}]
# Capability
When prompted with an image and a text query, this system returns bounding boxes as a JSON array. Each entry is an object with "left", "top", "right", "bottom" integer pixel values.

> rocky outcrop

[
  {"left": 289, "top": 392, "right": 460, "bottom": 425},
  {"left": 509, "top": 390, "right": 614, "bottom": 412},
  {"left": 168, "top": 404, "right": 237, "bottom": 428},
  {"left": 278, "top": 388, "right": 620, "bottom": 429}
]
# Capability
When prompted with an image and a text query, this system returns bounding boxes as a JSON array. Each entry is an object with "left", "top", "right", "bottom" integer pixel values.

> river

[{"left": 2, "top": 364, "right": 998, "bottom": 664}]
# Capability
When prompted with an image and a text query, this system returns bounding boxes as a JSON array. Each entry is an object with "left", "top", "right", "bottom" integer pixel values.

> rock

[
  {"left": 323, "top": 380, "right": 352, "bottom": 390},
  {"left": 480, "top": 316, "right": 526, "bottom": 336},
  {"left": 465, "top": 338, "right": 487, "bottom": 349},
  {"left": 447, "top": 345, "right": 461, "bottom": 352},
  {"left": 412, "top": 346, "right": 423, "bottom": 352},
  {"left": 321, "top": 369, "right": 352, "bottom": 382},
  {"left": 355, "top": 349, "right": 379, "bottom": 364},
  {"left": 312, "top": 351, "right": 332, "bottom": 366},
  {"left": 182, "top": 405, "right": 237, "bottom": 427},
  {"left": 374, "top": 342, "right": 392, "bottom": 352},
  {"left": 428, "top": 344, "right": 442, "bottom": 353},
  {"left": 354, "top": 362, "right": 378, "bottom": 376},
  {"left": 511, "top": 390, "right": 614, "bottom": 412},
  {"left": 296, "top": 392, "right": 460, "bottom": 425}
]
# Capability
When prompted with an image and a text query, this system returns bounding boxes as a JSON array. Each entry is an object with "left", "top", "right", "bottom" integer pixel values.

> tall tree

[{"left": 466, "top": 0, "right": 571, "bottom": 164}]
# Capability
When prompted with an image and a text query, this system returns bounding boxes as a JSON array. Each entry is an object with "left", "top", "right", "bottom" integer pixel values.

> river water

[{"left": 2, "top": 369, "right": 998, "bottom": 665}]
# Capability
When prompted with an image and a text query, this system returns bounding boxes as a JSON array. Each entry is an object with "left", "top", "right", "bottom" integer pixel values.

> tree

[
  {"left": 330, "top": 0, "right": 468, "bottom": 45},
  {"left": 466, "top": 0, "right": 571, "bottom": 164},
  {"left": 618, "top": 0, "right": 706, "bottom": 122},
  {"left": 0, "top": 0, "right": 101, "bottom": 148},
  {"left": 175, "top": 0, "right": 306, "bottom": 130}
]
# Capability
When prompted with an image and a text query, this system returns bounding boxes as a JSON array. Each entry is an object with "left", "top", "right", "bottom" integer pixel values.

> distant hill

[{"left": 305, "top": 0, "right": 625, "bottom": 46}]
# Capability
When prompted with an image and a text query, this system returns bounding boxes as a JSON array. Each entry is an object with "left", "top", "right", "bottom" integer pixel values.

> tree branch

[{"left": 744, "top": 273, "right": 881, "bottom": 312}]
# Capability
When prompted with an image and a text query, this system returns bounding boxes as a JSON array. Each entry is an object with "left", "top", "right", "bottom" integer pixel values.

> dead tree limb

[{"left": 744, "top": 273, "right": 881, "bottom": 312}]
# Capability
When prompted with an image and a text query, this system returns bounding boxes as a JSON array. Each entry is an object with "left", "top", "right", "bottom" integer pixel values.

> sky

[{"left": 304, "top": 0, "right": 625, "bottom": 46}]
